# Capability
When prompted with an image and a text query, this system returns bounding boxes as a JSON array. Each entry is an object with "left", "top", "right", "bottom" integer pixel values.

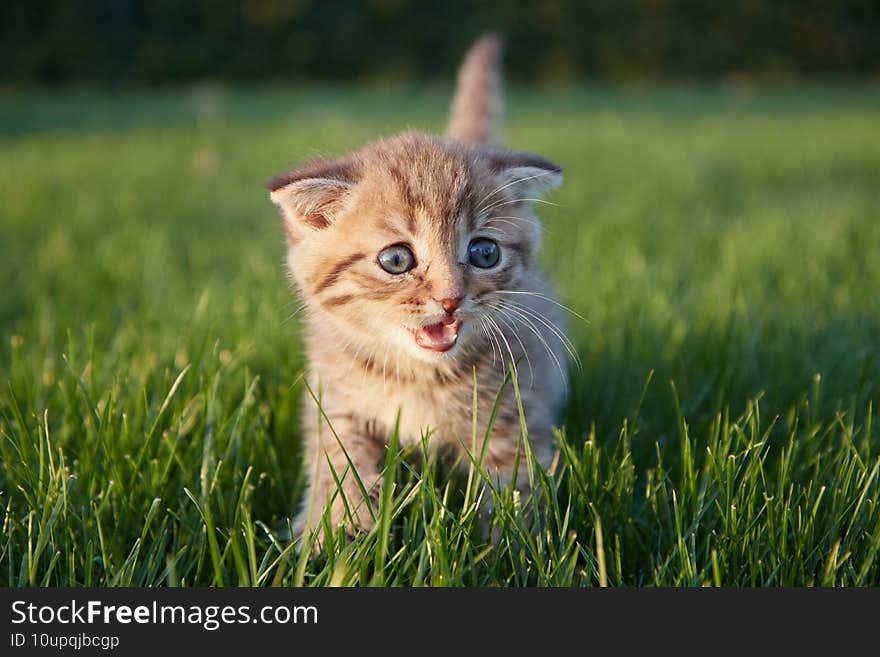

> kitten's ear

[
  {"left": 267, "top": 156, "right": 360, "bottom": 242},
  {"left": 481, "top": 147, "right": 562, "bottom": 200}
]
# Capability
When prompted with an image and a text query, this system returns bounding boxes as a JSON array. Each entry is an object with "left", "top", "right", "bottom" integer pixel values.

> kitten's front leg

[
  {"left": 294, "top": 412, "right": 384, "bottom": 540},
  {"left": 483, "top": 428, "right": 555, "bottom": 511}
]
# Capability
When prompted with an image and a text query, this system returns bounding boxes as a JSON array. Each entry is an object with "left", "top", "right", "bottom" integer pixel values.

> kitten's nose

[{"left": 440, "top": 297, "right": 462, "bottom": 313}]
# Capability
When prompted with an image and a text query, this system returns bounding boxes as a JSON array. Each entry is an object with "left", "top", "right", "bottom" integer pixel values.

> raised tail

[{"left": 446, "top": 33, "right": 503, "bottom": 145}]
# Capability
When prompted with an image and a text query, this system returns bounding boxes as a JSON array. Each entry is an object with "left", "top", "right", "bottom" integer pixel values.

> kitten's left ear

[
  {"left": 267, "top": 156, "right": 361, "bottom": 242},
  {"left": 481, "top": 147, "right": 563, "bottom": 200}
]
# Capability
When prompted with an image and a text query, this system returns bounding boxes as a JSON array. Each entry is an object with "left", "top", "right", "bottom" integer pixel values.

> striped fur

[{"left": 268, "top": 37, "right": 568, "bottom": 539}]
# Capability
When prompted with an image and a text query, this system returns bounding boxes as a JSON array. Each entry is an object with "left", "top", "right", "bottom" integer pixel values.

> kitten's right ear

[
  {"left": 479, "top": 147, "right": 563, "bottom": 200},
  {"left": 267, "top": 156, "right": 360, "bottom": 242}
]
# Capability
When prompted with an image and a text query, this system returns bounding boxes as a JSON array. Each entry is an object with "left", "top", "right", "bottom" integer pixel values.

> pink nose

[{"left": 440, "top": 297, "right": 462, "bottom": 313}]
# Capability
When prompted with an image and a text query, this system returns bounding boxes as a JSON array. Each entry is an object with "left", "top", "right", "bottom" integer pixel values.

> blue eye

[
  {"left": 467, "top": 238, "right": 500, "bottom": 268},
  {"left": 378, "top": 244, "right": 415, "bottom": 274}
]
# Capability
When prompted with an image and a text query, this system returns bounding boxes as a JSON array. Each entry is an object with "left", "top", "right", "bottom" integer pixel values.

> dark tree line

[{"left": 2, "top": 0, "right": 878, "bottom": 84}]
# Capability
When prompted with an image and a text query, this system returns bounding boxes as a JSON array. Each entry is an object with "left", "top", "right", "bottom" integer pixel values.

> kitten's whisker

[
  {"left": 362, "top": 347, "right": 379, "bottom": 389},
  {"left": 479, "top": 316, "right": 505, "bottom": 375},
  {"left": 280, "top": 295, "right": 303, "bottom": 313},
  {"left": 345, "top": 341, "right": 366, "bottom": 380},
  {"left": 495, "top": 289, "right": 590, "bottom": 325},
  {"left": 334, "top": 335, "right": 355, "bottom": 367},
  {"left": 499, "top": 298, "right": 579, "bottom": 355},
  {"left": 476, "top": 170, "right": 558, "bottom": 211},
  {"left": 488, "top": 322, "right": 506, "bottom": 375},
  {"left": 381, "top": 340, "right": 391, "bottom": 399},
  {"left": 484, "top": 318, "right": 506, "bottom": 377},
  {"left": 477, "top": 318, "right": 498, "bottom": 367},
  {"left": 495, "top": 299, "right": 581, "bottom": 368},
  {"left": 490, "top": 309, "right": 535, "bottom": 387},
  {"left": 479, "top": 225, "right": 513, "bottom": 240},
  {"left": 484, "top": 314, "right": 518, "bottom": 378},
  {"left": 350, "top": 341, "right": 374, "bottom": 385},
  {"left": 481, "top": 218, "right": 521, "bottom": 230},
  {"left": 489, "top": 214, "right": 543, "bottom": 228},
  {"left": 481, "top": 215, "right": 547, "bottom": 238},
  {"left": 484, "top": 301, "right": 566, "bottom": 384},
  {"left": 281, "top": 302, "right": 309, "bottom": 325},
  {"left": 479, "top": 196, "right": 560, "bottom": 215},
  {"left": 517, "top": 323, "right": 567, "bottom": 386}
]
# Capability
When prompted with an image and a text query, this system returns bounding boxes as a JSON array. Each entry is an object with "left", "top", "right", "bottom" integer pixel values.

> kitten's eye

[
  {"left": 467, "top": 238, "right": 500, "bottom": 268},
  {"left": 377, "top": 244, "right": 416, "bottom": 274}
]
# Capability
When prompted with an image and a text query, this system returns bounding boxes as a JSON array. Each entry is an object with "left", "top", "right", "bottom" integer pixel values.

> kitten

[{"left": 267, "top": 34, "right": 569, "bottom": 538}]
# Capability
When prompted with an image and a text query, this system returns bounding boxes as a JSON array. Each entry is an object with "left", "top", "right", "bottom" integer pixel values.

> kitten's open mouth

[{"left": 414, "top": 317, "right": 461, "bottom": 352}]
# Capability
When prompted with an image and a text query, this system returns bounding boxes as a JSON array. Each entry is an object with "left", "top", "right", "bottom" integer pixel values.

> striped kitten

[{"left": 268, "top": 35, "right": 569, "bottom": 538}]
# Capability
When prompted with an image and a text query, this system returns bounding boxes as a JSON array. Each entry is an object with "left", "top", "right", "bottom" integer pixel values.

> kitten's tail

[{"left": 446, "top": 33, "right": 503, "bottom": 145}]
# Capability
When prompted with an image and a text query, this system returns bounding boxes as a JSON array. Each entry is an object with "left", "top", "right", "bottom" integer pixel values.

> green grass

[{"left": 2, "top": 85, "right": 879, "bottom": 586}]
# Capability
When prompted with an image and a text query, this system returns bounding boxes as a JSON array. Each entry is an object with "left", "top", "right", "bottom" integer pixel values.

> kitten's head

[{"left": 268, "top": 132, "right": 561, "bottom": 364}]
